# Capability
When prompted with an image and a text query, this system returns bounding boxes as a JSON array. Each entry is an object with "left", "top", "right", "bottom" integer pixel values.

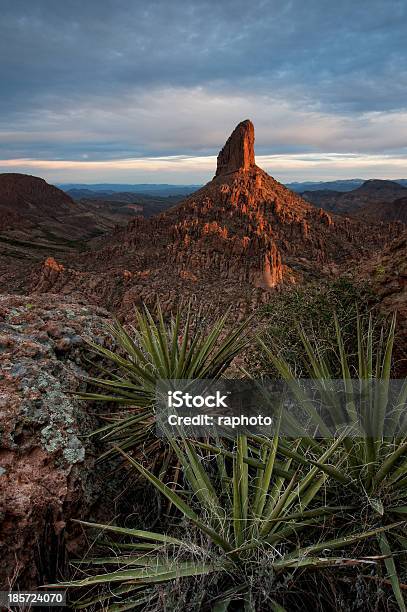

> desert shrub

[{"left": 249, "top": 277, "right": 379, "bottom": 378}]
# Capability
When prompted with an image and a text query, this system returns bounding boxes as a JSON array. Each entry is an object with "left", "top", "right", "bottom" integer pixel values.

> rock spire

[{"left": 215, "top": 119, "right": 255, "bottom": 177}]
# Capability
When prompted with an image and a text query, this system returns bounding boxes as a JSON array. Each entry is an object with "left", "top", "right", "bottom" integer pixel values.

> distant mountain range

[
  {"left": 301, "top": 179, "right": 407, "bottom": 222},
  {"left": 58, "top": 183, "right": 201, "bottom": 197},
  {"left": 287, "top": 179, "right": 407, "bottom": 192},
  {"left": 59, "top": 179, "right": 407, "bottom": 196}
]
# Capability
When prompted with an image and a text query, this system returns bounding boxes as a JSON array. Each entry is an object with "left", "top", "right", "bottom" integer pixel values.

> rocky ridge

[{"left": 302, "top": 179, "right": 407, "bottom": 221}]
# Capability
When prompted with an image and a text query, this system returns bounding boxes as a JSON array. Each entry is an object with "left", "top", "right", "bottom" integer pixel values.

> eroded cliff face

[
  {"left": 29, "top": 120, "right": 403, "bottom": 319},
  {"left": 0, "top": 294, "right": 112, "bottom": 588}
]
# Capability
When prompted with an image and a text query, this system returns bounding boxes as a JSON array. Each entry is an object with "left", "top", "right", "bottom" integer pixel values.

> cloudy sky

[{"left": 1, "top": 0, "right": 406, "bottom": 184}]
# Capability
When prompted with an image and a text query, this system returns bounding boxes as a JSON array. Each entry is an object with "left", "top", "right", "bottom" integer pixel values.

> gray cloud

[{"left": 0, "top": 0, "right": 406, "bottom": 178}]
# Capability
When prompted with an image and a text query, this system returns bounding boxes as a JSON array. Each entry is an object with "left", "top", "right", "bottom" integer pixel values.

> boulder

[{"left": 0, "top": 293, "right": 111, "bottom": 588}]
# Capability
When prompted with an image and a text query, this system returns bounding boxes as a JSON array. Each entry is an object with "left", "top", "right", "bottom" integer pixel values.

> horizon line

[{"left": 1, "top": 152, "right": 407, "bottom": 184}]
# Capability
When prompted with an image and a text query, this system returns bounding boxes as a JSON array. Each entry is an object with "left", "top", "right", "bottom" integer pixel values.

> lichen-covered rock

[{"left": 0, "top": 293, "right": 111, "bottom": 588}]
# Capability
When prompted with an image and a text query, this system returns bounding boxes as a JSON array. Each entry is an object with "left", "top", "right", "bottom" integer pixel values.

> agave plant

[
  {"left": 80, "top": 302, "right": 252, "bottom": 460},
  {"left": 258, "top": 312, "right": 407, "bottom": 610}
]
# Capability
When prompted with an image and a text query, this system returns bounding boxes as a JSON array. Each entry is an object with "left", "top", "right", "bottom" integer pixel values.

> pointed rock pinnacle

[{"left": 215, "top": 119, "right": 255, "bottom": 177}]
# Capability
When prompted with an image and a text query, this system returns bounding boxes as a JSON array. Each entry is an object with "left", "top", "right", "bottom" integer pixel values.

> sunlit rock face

[{"left": 215, "top": 119, "right": 256, "bottom": 177}]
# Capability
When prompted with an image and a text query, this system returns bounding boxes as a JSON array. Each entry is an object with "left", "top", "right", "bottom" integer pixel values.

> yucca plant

[
  {"left": 62, "top": 309, "right": 407, "bottom": 609},
  {"left": 58, "top": 422, "right": 405, "bottom": 611},
  {"left": 258, "top": 312, "right": 407, "bottom": 610},
  {"left": 80, "top": 302, "right": 252, "bottom": 460}
]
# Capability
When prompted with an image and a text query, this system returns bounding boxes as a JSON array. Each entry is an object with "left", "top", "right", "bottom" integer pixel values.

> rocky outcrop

[
  {"left": 0, "top": 294, "right": 111, "bottom": 588},
  {"left": 215, "top": 119, "right": 255, "bottom": 177}
]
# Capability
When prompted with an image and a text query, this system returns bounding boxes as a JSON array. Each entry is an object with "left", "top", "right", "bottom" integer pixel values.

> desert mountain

[
  {"left": 302, "top": 179, "right": 407, "bottom": 222},
  {"left": 288, "top": 179, "right": 366, "bottom": 193},
  {"left": 289, "top": 178, "right": 407, "bottom": 193},
  {"left": 0, "top": 173, "right": 88, "bottom": 291},
  {"left": 0, "top": 173, "right": 145, "bottom": 240},
  {"left": 0, "top": 173, "right": 77, "bottom": 233},
  {"left": 0, "top": 173, "right": 154, "bottom": 292},
  {"left": 30, "top": 120, "right": 403, "bottom": 318},
  {"left": 353, "top": 179, "right": 407, "bottom": 199}
]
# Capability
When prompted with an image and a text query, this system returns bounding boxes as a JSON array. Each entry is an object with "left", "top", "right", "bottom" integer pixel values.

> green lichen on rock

[
  {"left": 40, "top": 424, "right": 65, "bottom": 454},
  {"left": 0, "top": 293, "right": 112, "bottom": 587},
  {"left": 63, "top": 445, "right": 85, "bottom": 464}
]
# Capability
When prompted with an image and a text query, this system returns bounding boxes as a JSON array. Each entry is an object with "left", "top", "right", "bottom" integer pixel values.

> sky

[{"left": 1, "top": 0, "right": 407, "bottom": 184}]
